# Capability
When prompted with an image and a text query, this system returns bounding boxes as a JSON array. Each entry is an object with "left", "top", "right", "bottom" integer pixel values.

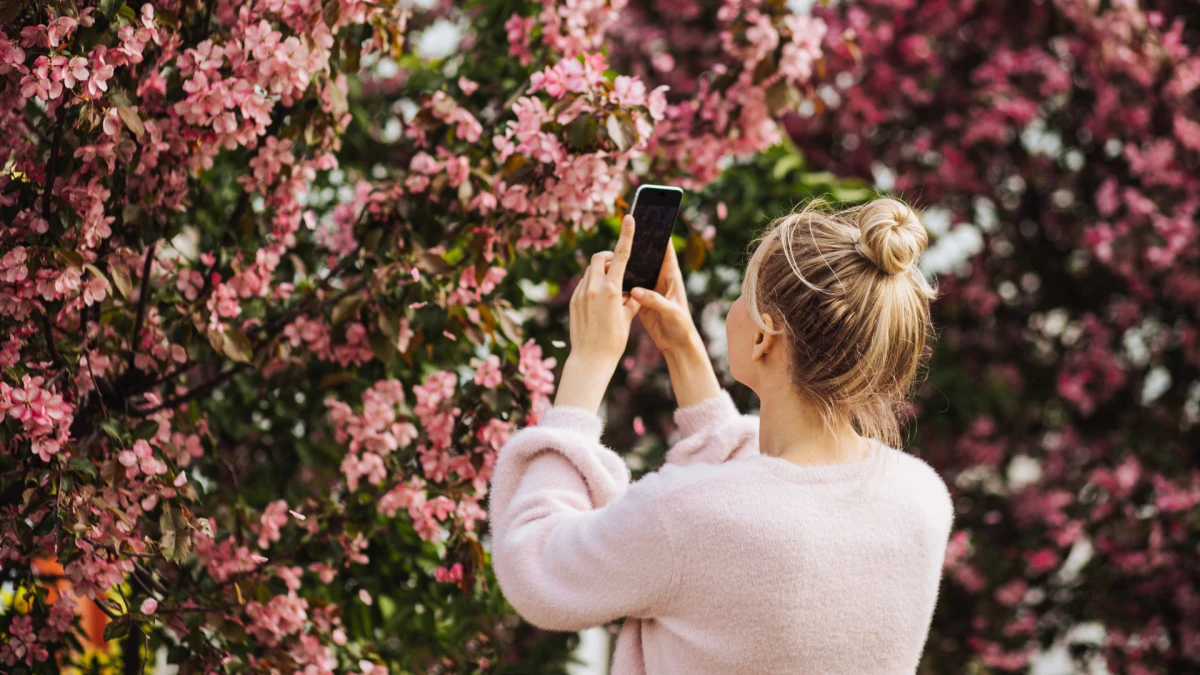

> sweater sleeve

[
  {"left": 665, "top": 389, "right": 760, "bottom": 467},
  {"left": 488, "top": 405, "right": 678, "bottom": 632}
]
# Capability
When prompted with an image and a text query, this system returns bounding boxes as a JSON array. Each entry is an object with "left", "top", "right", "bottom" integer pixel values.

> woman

[{"left": 488, "top": 198, "right": 955, "bottom": 674}]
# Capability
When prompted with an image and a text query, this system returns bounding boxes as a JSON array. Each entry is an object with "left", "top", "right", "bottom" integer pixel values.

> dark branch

[
  {"left": 41, "top": 103, "right": 68, "bottom": 226},
  {"left": 38, "top": 310, "right": 63, "bottom": 368},
  {"left": 133, "top": 363, "right": 247, "bottom": 417},
  {"left": 127, "top": 242, "right": 158, "bottom": 370}
]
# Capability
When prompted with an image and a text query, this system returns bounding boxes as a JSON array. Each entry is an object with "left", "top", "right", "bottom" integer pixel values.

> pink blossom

[
  {"left": 518, "top": 339, "right": 557, "bottom": 397},
  {"left": 504, "top": 15, "right": 536, "bottom": 66},
  {"left": 471, "top": 355, "right": 503, "bottom": 389},
  {"left": 435, "top": 562, "right": 464, "bottom": 584},
  {"left": 246, "top": 593, "right": 309, "bottom": 646},
  {"left": 1, "top": 615, "right": 49, "bottom": 666},
  {"left": 258, "top": 500, "right": 290, "bottom": 549},
  {"left": 445, "top": 155, "right": 470, "bottom": 187},
  {"left": 1024, "top": 548, "right": 1060, "bottom": 576}
]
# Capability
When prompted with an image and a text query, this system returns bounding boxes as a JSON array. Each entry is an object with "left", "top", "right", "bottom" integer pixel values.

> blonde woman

[{"left": 488, "top": 198, "right": 954, "bottom": 674}]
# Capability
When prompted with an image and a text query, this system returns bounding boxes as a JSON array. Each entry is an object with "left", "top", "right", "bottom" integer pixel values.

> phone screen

[{"left": 622, "top": 186, "right": 683, "bottom": 292}]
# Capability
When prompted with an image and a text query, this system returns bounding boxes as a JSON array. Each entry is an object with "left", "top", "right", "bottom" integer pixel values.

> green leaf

[
  {"left": 331, "top": 293, "right": 366, "bottom": 326},
  {"left": 68, "top": 457, "right": 98, "bottom": 479},
  {"left": 101, "top": 459, "right": 125, "bottom": 487},
  {"left": 109, "top": 263, "right": 132, "bottom": 299},
  {"left": 369, "top": 328, "right": 396, "bottom": 367},
  {"left": 221, "top": 328, "right": 253, "bottom": 363},
  {"left": 377, "top": 309, "right": 400, "bottom": 342},
  {"left": 322, "top": 0, "right": 340, "bottom": 27},
  {"left": 133, "top": 420, "right": 159, "bottom": 440},
  {"left": 441, "top": 246, "right": 465, "bottom": 267},
  {"left": 160, "top": 502, "right": 176, "bottom": 561},
  {"left": 98, "top": 0, "right": 125, "bottom": 20},
  {"left": 772, "top": 153, "right": 803, "bottom": 181},
  {"left": 416, "top": 251, "right": 452, "bottom": 277},
  {"left": 116, "top": 104, "right": 145, "bottom": 139},
  {"left": 0, "top": 0, "right": 28, "bottom": 26},
  {"left": 206, "top": 326, "right": 225, "bottom": 355},
  {"left": 342, "top": 34, "right": 362, "bottom": 73},
  {"left": 103, "top": 615, "right": 132, "bottom": 642},
  {"left": 155, "top": 9, "right": 179, "bottom": 29},
  {"left": 55, "top": 249, "right": 84, "bottom": 268},
  {"left": 566, "top": 114, "right": 598, "bottom": 150},
  {"left": 495, "top": 306, "right": 524, "bottom": 344},
  {"left": 171, "top": 505, "right": 191, "bottom": 563},
  {"left": 99, "top": 419, "right": 124, "bottom": 443},
  {"left": 605, "top": 113, "right": 637, "bottom": 153},
  {"left": 457, "top": 177, "right": 474, "bottom": 205},
  {"left": 766, "top": 80, "right": 797, "bottom": 116},
  {"left": 685, "top": 231, "right": 707, "bottom": 270}
]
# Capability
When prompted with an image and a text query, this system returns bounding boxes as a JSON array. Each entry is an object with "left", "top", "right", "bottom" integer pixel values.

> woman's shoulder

[
  {"left": 627, "top": 455, "right": 761, "bottom": 503},
  {"left": 879, "top": 447, "right": 955, "bottom": 532}
]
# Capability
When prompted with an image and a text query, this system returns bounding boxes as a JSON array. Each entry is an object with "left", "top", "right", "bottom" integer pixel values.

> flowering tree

[
  {"left": 0, "top": 0, "right": 838, "bottom": 671},
  {"left": 777, "top": 1, "right": 1200, "bottom": 672}
]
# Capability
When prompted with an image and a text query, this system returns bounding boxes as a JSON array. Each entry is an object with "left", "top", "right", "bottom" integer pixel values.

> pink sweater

[{"left": 488, "top": 390, "right": 955, "bottom": 674}]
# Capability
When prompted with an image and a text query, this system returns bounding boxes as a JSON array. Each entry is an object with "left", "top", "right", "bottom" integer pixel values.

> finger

[
  {"left": 629, "top": 287, "right": 672, "bottom": 312},
  {"left": 606, "top": 214, "right": 636, "bottom": 283},
  {"left": 663, "top": 237, "right": 682, "bottom": 277},
  {"left": 572, "top": 266, "right": 591, "bottom": 306},
  {"left": 656, "top": 240, "right": 682, "bottom": 293},
  {"left": 623, "top": 294, "right": 642, "bottom": 322},
  {"left": 589, "top": 251, "right": 612, "bottom": 289}
]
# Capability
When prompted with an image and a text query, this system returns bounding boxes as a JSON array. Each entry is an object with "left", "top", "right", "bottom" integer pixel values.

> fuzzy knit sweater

[{"left": 488, "top": 390, "right": 955, "bottom": 674}]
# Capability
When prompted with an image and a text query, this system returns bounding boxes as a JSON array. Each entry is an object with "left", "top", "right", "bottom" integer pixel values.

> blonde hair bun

[
  {"left": 854, "top": 198, "right": 928, "bottom": 276},
  {"left": 741, "top": 197, "right": 938, "bottom": 454}
]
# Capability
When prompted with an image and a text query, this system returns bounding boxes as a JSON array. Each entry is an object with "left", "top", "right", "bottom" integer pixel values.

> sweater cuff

[
  {"left": 538, "top": 405, "right": 604, "bottom": 441},
  {"left": 673, "top": 390, "right": 740, "bottom": 438}
]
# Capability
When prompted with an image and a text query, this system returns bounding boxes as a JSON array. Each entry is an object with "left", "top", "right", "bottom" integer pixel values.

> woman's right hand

[
  {"left": 629, "top": 242, "right": 702, "bottom": 355},
  {"left": 629, "top": 242, "right": 721, "bottom": 408}
]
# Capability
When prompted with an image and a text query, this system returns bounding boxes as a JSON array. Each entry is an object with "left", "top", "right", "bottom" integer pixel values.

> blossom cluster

[
  {"left": 0, "top": 0, "right": 834, "bottom": 670},
  {"left": 784, "top": 0, "right": 1200, "bottom": 671}
]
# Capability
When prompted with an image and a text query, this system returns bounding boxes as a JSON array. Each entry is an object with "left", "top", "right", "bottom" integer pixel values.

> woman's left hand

[{"left": 554, "top": 214, "right": 642, "bottom": 412}]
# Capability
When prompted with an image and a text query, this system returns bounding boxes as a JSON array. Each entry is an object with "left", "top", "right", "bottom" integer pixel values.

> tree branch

[
  {"left": 126, "top": 242, "right": 158, "bottom": 371},
  {"left": 38, "top": 310, "right": 64, "bottom": 368},
  {"left": 133, "top": 274, "right": 367, "bottom": 416},
  {"left": 41, "top": 103, "right": 68, "bottom": 227},
  {"left": 133, "top": 363, "right": 247, "bottom": 417}
]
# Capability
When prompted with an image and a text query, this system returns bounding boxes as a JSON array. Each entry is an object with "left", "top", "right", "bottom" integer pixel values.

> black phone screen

[{"left": 622, "top": 187, "right": 683, "bottom": 293}]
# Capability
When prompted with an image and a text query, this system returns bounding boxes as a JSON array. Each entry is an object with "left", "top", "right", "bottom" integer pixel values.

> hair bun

[{"left": 854, "top": 198, "right": 928, "bottom": 275}]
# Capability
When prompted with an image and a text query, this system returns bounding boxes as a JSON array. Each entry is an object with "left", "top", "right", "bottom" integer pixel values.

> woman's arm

[
  {"left": 663, "top": 334, "right": 722, "bottom": 408},
  {"left": 488, "top": 407, "right": 678, "bottom": 631},
  {"left": 552, "top": 214, "right": 643, "bottom": 414},
  {"left": 488, "top": 214, "right": 678, "bottom": 629},
  {"left": 626, "top": 241, "right": 729, "bottom": 413},
  {"left": 637, "top": 302, "right": 759, "bottom": 467}
]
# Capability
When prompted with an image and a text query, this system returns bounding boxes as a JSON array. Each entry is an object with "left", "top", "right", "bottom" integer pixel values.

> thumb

[
  {"left": 622, "top": 294, "right": 642, "bottom": 322},
  {"left": 629, "top": 287, "right": 670, "bottom": 311}
]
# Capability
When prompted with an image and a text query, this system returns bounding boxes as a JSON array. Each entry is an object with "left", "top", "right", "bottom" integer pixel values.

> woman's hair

[{"left": 742, "top": 196, "right": 938, "bottom": 454}]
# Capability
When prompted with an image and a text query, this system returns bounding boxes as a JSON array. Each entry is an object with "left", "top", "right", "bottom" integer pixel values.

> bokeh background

[{"left": 1, "top": 0, "right": 1197, "bottom": 674}]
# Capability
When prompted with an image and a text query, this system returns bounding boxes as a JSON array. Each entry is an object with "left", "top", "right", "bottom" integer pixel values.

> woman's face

[{"left": 725, "top": 294, "right": 757, "bottom": 391}]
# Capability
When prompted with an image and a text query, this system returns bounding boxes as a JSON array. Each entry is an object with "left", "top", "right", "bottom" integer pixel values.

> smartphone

[{"left": 622, "top": 184, "right": 684, "bottom": 293}]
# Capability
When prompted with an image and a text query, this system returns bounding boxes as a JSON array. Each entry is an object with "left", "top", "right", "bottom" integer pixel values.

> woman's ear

[{"left": 751, "top": 312, "right": 777, "bottom": 363}]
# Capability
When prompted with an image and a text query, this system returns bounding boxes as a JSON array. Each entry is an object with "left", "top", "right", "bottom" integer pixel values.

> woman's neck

[{"left": 756, "top": 385, "right": 870, "bottom": 466}]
